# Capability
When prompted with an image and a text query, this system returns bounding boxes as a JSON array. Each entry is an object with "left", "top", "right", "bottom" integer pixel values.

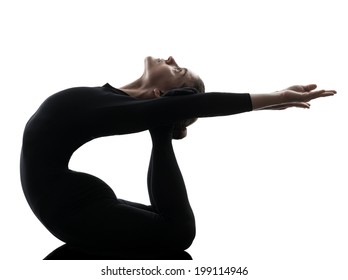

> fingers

[
  {"left": 259, "top": 102, "right": 310, "bottom": 110},
  {"left": 285, "top": 102, "right": 311, "bottom": 109},
  {"left": 289, "top": 84, "right": 336, "bottom": 96},
  {"left": 321, "top": 90, "right": 337, "bottom": 96},
  {"left": 303, "top": 84, "right": 317, "bottom": 92},
  {"left": 286, "top": 84, "right": 317, "bottom": 92},
  {"left": 305, "top": 89, "right": 337, "bottom": 101},
  {"left": 302, "top": 84, "right": 337, "bottom": 96}
]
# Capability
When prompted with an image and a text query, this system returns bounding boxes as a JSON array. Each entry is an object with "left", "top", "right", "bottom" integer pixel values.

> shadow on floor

[{"left": 44, "top": 244, "right": 192, "bottom": 260}]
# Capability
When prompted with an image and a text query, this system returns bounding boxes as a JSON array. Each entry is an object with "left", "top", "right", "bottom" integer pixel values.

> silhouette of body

[{"left": 20, "top": 83, "right": 252, "bottom": 253}]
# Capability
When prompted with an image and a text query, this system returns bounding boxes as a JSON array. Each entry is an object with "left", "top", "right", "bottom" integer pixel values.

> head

[
  {"left": 143, "top": 56, "right": 205, "bottom": 139},
  {"left": 143, "top": 56, "right": 205, "bottom": 97}
]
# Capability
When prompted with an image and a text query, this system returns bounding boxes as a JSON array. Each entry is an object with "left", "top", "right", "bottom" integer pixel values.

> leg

[
  {"left": 148, "top": 125, "right": 195, "bottom": 234},
  {"left": 38, "top": 127, "right": 195, "bottom": 252},
  {"left": 117, "top": 199, "right": 154, "bottom": 212},
  {"left": 100, "top": 125, "right": 196, "bottom": 250}
]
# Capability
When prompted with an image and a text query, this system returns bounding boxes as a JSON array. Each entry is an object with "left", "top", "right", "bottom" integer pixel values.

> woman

[{"left": 20, "top": 56, "right": 336, "bottom": 255}]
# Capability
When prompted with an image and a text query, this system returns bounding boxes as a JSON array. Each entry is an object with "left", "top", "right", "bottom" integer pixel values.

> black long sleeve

[
  {"left": 85, "top": 86, "right": 252, "bottom": 137},
  {"left": 90, "top": 92, "right": 252, "bottom": 134},
  {"left": 22, "top": 85, "right": 252, "bottom": 166}
]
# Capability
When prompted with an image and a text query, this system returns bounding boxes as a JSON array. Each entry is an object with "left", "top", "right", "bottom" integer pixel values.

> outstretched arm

[
  {"left": 91, "top": 90, "right": 253, "bottom": 137},
  {"left": 250, "top": 84, "right": 336, "bottom": 110},
  {"left": 171, "top": 84, "right": 336, "bottom": 139},
  {"left": 87, "top": 84, "right": 335, "bottom": 139}
]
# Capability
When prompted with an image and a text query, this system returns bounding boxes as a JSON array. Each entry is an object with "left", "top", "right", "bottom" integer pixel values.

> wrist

[{"left": 250, "top": 92, "right": 284, "bottom": 110}]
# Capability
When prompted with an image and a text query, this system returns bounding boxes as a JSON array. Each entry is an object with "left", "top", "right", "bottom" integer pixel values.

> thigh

[
  {"left": 41, "top": 171, "right": 166, "bottom": 249},
  {"left": 39, "top": 170, "right": 117, "bottom": 239},
  {"left": 117, "top": 199, "right": 154, "bottom": 212},
  {"left": 42, "top": 171, "right": 193, "bottom": 251},
  {"left": 49, "top": 171, "right": 114, "bottom": 215},
  {"left": 63, "top": 198, "right": 170, "bottom": 250},
  {"left": 71, "top": 200, "right": 195, "bottom": 252}
]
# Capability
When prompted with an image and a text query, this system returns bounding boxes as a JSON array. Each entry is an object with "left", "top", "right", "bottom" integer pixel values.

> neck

[{"left": 119, "top": 75, "right": 155, "bottom": 99}]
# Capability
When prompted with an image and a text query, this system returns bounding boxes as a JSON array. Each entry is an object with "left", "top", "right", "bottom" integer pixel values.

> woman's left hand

[{"left": 258, "top": 84, "right": 337, "bottom": 110}]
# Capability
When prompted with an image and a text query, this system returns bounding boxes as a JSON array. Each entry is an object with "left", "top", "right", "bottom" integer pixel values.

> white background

[{"left": 1, "top": 0, "right": 347, "bottom": 279}]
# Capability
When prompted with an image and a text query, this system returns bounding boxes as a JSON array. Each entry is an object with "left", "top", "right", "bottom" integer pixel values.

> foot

[{"left": 149, "top": 124, "right": 174, "bottom": 142}]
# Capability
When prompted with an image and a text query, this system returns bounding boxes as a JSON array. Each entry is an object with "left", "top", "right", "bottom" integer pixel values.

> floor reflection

[{"left": 44, "top": 244, "right": 192, "bottom": 260}]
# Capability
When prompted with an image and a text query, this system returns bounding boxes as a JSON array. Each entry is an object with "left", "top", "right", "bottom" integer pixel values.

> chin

[
  {"left": 145, "top": 56, "right": 155, "bottom": 63},
  {"left": 144, "top": 56, "right": 155, "bottom": 68}
]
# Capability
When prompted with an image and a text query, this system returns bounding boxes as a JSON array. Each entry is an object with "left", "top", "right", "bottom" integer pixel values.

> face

[
  {"left": 143, "top": 56, "right": 203, "bottom": 139},
  {"left": 144, "top": 56, "right": 194, "bottom": 92}
]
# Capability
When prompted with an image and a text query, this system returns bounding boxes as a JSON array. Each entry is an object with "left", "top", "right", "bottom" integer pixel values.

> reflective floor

[{"left": 44, "top": 244, "right": 192, "bottom": 260}]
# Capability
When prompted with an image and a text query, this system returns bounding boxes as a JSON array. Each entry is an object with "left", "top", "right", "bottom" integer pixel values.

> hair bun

[{"left": 172, "top": 127, "right": 187, "bottom": 140}]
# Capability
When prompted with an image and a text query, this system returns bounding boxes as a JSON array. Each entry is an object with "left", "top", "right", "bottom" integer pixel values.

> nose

[{"left": 166, "top": 56, "right": 178, "bottom": 67}]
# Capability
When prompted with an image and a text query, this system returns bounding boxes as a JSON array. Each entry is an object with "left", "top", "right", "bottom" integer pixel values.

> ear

[{"left": 153, "top": 88, "right": 163, "bottom": 98}]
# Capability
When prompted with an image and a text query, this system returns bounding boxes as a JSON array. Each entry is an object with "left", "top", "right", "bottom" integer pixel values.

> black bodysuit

[{"left": 20, "top": 83, "right": 252, "bottom": 253}]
